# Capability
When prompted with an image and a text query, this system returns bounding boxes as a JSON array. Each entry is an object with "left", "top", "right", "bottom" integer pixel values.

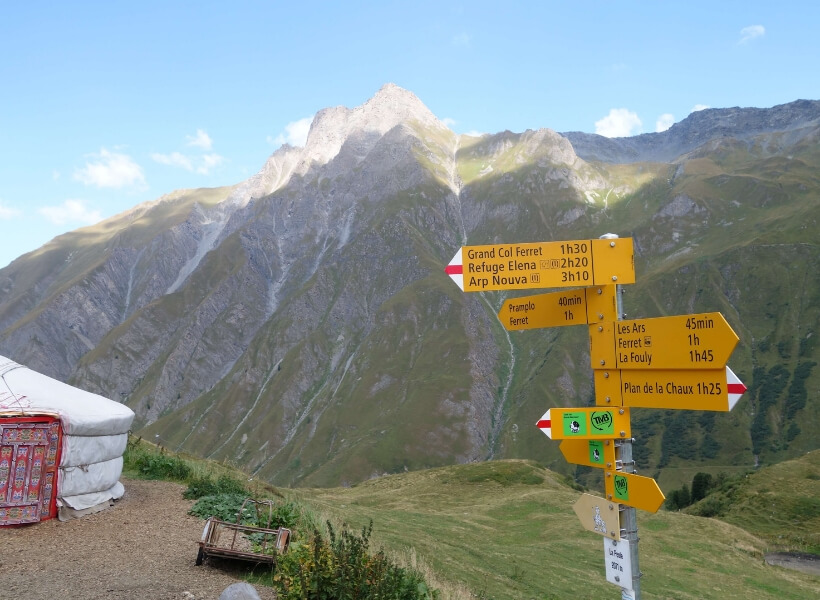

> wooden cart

[{"left": 195, "top": 498, "right": 291, "bottom": 566}]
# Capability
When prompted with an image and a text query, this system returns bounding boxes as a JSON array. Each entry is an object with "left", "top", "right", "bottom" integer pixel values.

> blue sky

[{"left": 1, "top": 1, "right": 818, "bottom": 268}]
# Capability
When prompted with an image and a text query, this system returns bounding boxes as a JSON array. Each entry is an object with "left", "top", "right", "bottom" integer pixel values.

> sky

[{"left": 1, "top": 1, "right": 818, "bottom": 269}]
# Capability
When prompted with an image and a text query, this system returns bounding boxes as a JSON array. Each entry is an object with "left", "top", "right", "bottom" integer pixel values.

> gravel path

[{"left": 1, "top": 478, "right": 278, "bottom": 600}]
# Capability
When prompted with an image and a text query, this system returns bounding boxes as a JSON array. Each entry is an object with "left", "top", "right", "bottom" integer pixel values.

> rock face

[{"left": 1, "top": 85, "right": 818, "bottom": 486}]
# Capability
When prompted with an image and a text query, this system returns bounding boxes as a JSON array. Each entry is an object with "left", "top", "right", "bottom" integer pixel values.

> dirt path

[
  {"left": 765, "top": 552, "right": 820, "bottom": 576},
  {"left": 1, "top": 478, "right": 278, "bottom": 600}
]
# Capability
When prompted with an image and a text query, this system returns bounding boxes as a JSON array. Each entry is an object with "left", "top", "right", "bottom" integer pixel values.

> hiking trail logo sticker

[
  {"left": 562, "top": 411, "right": 587, "bottom": 436},
  {"left": 614, "top": 474, "right": 629, "bottom": 501},
  {"left": 588, "top": 440, "right": 604, "bottom": 464},
  {"left": 590, "top": 410, "right": 614, "bottom": 434}
]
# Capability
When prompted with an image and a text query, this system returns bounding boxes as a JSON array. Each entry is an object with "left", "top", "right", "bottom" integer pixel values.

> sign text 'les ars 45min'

[{"left": 589, "top": 312, "right": 739, "bottom": 371}]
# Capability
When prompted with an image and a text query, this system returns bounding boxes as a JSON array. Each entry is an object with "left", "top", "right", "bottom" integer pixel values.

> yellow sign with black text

[
  {"left": 445, "top": 238, "right": 634, "bottom": 292},
  {"left": 589, "top": 312, "right": 739, "bottom": 370}
]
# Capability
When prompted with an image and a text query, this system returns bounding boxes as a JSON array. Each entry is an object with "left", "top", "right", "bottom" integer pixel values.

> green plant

[
  {"left": 188, "top": 493, "right": 252, "bottom": 523},
  {"left": 274, "top": 521, "right": 438, "bottom": 600},
  {"left": 183, "top": 474, "right": 249, "bottom": 499},
  {"left": 123, "top": 439, "right": 192, "bottom": 481},
  {"left": 189, "top": 493, "right": 315, "bottom": 535}
]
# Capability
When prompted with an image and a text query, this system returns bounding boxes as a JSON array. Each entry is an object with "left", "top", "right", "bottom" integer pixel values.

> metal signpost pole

[{"left": 610, "top": 235, "right": 640, "bottom": 600}]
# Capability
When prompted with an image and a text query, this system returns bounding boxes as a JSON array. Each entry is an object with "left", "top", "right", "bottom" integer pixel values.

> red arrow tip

[
  {"left": 445, "top": 264, "right": 463, "bottom": 275},
  {"left": 728, "top": 382, "right": 747, "bottom": 394},
  {"left": 537, "top": 419, "right": 551, "bottom": 429}
]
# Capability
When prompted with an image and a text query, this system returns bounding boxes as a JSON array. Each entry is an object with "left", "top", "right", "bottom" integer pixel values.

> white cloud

[
  {"left": 442, "top": 117, "right": 457, "bottom": 128},
  {"left": 463, "top": 130, "right": 485, "bottom": 137},
  {"left": 691, "top": 104, "right": 710, "bottom": 113},
  {"left": 270, "top": 117, "right": 312, "bottom": 147},
  {"left": 452, "top": 32, "right": 471, "bottom": 47},
  {"left": 0, "top": 201, "right": 22, "bottom": 220},
  {"left": 196, "top": 154, "right": 225, "bottom": 175},
  {"left": 655, "top": 113, "right": 675, "bottom": 132},
  {"left": 739, "top": 25, "right": 765, "bottom": 44},
  {"left": 151, "top": 151, "right": 194, "bottom": 171},
  {"left": 595, "top": 108, "right": 642, "bottom": 138},
  {"left": 74, "top": 148, "right": 146, "bottom": 188},
  {"left": 38, "top": 199, "right": 102, "bottom": 226},
  {"left": 186, "top": 129, "right": 213, "bottom": 150}
]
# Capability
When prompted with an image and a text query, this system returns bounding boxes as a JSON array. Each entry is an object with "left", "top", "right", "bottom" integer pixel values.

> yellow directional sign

[
  {"left": 445, "top": 238, "right": 634, "bottom": 292},
  {"left": 573, "top": 493, "right": 621, "bottom": 540},
  {"left": 589, "top": 312, "right": 739, "bottom": 370},
  {"left": 498, "top": 289, "right": 587, "bottom": 330},
  {"left": 594, "top": 366, "right": 747, "bottom": 411},
  {"left": 559, "top": 438, "right": 617, "bottom": 469},
  {"left": 537, "top": 407, "right": 631, "bottom": 440},
  {"left": 605, "top": 471, "right": 665, "bottom": 513},
  {"left": 498, "top": 285, "right": 619, "bottom": 331}
]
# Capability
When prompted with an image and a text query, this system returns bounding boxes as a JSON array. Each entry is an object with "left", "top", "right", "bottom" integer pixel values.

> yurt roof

[{"left": 0, "top": 356, "right": 134, "bottom": 436}]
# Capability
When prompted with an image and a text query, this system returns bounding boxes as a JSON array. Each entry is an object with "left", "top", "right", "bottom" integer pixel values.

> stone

[{"left": 219, "top": 582, "right": 262, "bottom": 600}]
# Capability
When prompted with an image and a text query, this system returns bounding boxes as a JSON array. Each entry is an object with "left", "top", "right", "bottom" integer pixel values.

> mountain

[{"left": 1, "top": 85, "right": 818, "bottom": 488}]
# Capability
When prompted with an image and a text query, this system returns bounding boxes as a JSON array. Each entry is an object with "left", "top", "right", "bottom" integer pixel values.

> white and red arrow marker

[
  {"left": 726, "top": 366, "right": 747, "bottom": 411},
  {"left": 445, "top": 248, "right": 464, "bottom": 291},
  {"left": 536, "top": 409, "right": 552, "bottom": 437}
]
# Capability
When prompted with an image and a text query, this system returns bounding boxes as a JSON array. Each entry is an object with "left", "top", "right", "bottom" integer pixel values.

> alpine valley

[{"left": 1, "top": 84, "right": 818, "bottom": 489}]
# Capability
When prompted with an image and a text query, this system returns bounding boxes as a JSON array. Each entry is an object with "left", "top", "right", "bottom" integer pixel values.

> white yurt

[{"left": 0, "top": 356, "right": 135, "bottom": 525}]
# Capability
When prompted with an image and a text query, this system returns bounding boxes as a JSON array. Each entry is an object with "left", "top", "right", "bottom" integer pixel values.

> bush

[
  {"left": 687, "top": 494, "right": 729, "bottom": 518},
  {"left": 188, "top": 493, "right": 308, "bottom": 531},
  {"left": 184, "top": 474, "right": 248, "bottom": 499},
  {"left": 188, "top": 493, "right": 251, "bottom": 523},
  {"left": 691, "top": 472, "right": 714, "bottom": 503},
  {"left": 274, "top": 521, "right": 438, "bottom": 600},
  {"left": 124, "top": 442, "right": 192, "bottom": 481}
]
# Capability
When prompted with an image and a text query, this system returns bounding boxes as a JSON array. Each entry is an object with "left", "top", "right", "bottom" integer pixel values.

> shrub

[
  {"left": 691, "top": 472, "right": 714, "bottom": 503},
  {"left": 687, "top": 494, "right": 729, "bottom": 518},
  {"left": 188, "top": 493, "right": 252, "bottom": 523},
  {"left": 188, "top": 493, "right": 310, "bottom": 532},
  {"left": 274, "top": 521, "right": 438, "bottom": 600},
  {"left": 183, "top": 474, "right": 249, "bottom": 499},
  {"left": 123, "top": 441, "right": 191, "bottom": 481}
]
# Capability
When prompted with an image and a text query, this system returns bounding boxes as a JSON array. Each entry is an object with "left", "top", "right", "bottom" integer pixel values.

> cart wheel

[{"left": 195, "top": 547, "right": 205, "bottom": 566}]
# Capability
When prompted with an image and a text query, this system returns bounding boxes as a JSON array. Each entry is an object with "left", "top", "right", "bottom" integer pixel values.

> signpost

[
  {"left": 498, "top": 289, "right": 589, "bottom": 330},
  {"left": 605, "top": 470, "right": 665, "bottom": 513},
  {"left": 594, "top": 366, "right": 747, "bottom": 411},
  {"left": 537, "top": 407, "right": 631, "bottom": 440},
  {"left": 604, "top": 538, "right": 634, "bottom": 593},
  {"left": 497, "top": 285, "right": 620, "bottom": 331},
  {"left": 444, "top": 233, "right": 748, "bottom": 599},
  {"left": 445, "top": 237, "right": 635, "bottom": 292},
  {"left": 560, "top": 438, "right": 617, "bottom": 469},
  {"left": 589, "top": 313, "right": 739, "bottom": 370},
  {"left": 573, "top": 493, "right": 621, "bottom": 540}
]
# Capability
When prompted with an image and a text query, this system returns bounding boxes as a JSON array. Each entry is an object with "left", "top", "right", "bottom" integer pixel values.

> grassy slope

[
  {"left": 288, "top": 457, "right": 819, "bottom": 600},
  {"left": 688, "top": 449, "right": 820, "bottom": 554}
]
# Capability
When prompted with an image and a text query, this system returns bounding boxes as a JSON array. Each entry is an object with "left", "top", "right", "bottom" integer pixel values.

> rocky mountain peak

[
  {"left": 299, "top": 83, "right": 446, "bottom": 169},
  {"left": 236, "top": 84, "right": 448, "bottom": 203}
]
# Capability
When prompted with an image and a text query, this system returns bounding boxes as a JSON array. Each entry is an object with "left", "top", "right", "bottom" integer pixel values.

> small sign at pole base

[{"left": 604, "top": 537, "right": 634, "bottom": 595}]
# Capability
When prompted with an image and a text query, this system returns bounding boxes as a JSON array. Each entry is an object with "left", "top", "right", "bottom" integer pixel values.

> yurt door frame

[{"left": 0, "top": 416, "right": 62, "bottom": 525}]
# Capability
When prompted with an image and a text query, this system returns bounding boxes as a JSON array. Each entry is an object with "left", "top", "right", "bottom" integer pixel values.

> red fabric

[{"left": 0, "top": 416, "right": 62, "bottom": 525}]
